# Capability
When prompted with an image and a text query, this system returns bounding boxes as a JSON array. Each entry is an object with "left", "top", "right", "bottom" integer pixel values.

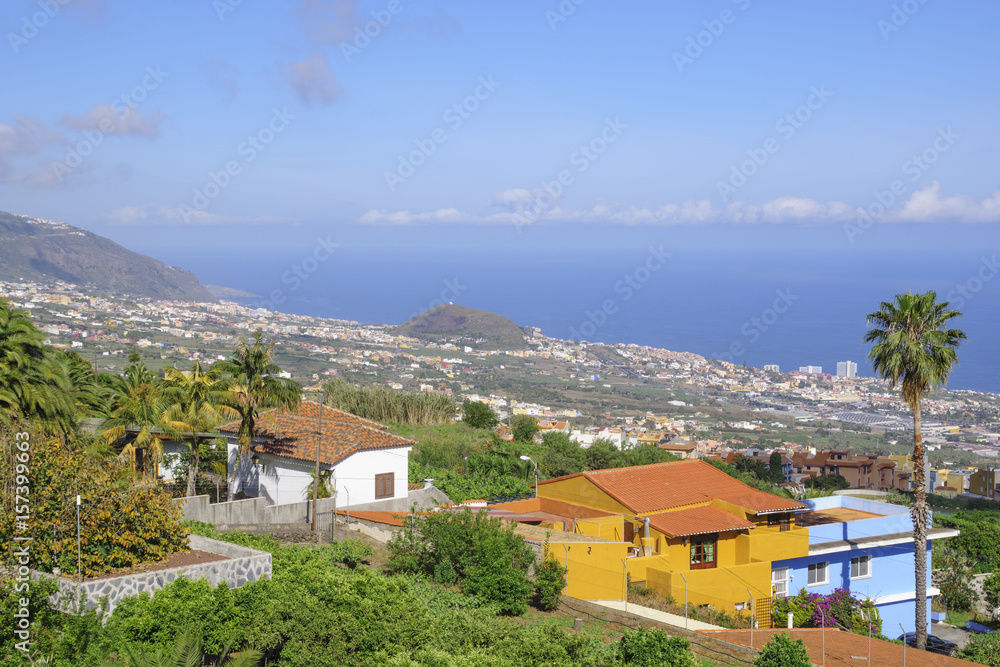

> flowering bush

[{"left": 774, "top": 588, "right": 881, "bottom": 637}]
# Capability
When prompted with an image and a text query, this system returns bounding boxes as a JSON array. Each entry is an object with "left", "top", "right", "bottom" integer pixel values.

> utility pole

[{"left": 311, "top": 395, "right": 323, "bottom": 531}]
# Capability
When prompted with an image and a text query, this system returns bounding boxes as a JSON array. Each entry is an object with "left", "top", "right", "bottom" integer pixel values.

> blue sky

[{"left": 1, "top": 0, "right": 999, "bottom": 252}]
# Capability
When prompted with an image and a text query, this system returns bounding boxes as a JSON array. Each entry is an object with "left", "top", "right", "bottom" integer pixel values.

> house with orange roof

[
  {"left": 221, "top": 401, "right": 415, "bottom": 507},
  {"left": 531, "top": 459, "right": 957, "bottom": 634}
]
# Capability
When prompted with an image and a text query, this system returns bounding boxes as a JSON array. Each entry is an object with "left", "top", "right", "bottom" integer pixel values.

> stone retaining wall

[{"left": 35, "top": 534, "right": 271, "bottom": 617}]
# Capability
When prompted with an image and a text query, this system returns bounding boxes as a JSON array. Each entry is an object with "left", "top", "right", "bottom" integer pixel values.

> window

[
  {"left": 772, "top": 567, "right": 789, "bottom": 599},
  {"left": 690, "top": 536, "right": 717, "bottom": 570},
  {"left": 808, "top": 561, "right": 828, "bottom": 586},
  {"left": 851, "top": 555, "right": 872, "bottom": 579},
  {"left": 768, "top": 513, "right": 791, "bottom": 531},
  {"left": 374, "top": 472, "right": 394, "bottom": 499}
]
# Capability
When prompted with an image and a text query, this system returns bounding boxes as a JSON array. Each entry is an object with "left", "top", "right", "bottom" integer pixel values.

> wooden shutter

[{"left": 375, "top": 472, "right": 394, "bottom": 499}]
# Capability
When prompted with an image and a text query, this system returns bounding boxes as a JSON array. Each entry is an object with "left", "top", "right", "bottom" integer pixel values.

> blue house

[{"left": 771, "top": 495, "right": 958, "bottom": 635}]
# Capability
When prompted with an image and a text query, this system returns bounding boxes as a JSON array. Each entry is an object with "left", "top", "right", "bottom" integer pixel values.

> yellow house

[{"left": 534, "top": 460, "right": 810, "bottom": 616}]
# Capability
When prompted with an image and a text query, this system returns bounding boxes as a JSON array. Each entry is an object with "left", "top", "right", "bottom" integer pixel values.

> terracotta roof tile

[
  {"left": 219, "top": 401, "right": 413, "bottom": 466},
  {"left": 645, "top": 505, "right": 755, "bottom": 538},
  {"left": 539, "top": 460, "right": 807, "bottom": 515}
]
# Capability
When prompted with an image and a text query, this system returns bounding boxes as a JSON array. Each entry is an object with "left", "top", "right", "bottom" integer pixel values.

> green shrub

[
  {"left": 434, "top": 559, "right": 458, "bottom": 586},
  {"left": 387, "top": 508, "right": 534, "bottom": 615},
  {"left": 963, "top": 631, "right": 1000, "bottom": 666},
  {"left": 617, "top": 628, "right": 696, "bottom": 667},
  {"left": 533, "top": 543, "right": 567, "bottom": 611},
  {"left": 753, "top": 633, "right": 811, "bottom": 667}
]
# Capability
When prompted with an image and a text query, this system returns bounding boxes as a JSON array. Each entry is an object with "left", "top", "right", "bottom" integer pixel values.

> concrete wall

[
  {"left": 176, "top": 487, "right": 449, "bottom": 530},
  {"left": 804, "top": 495, "right": 914, "bottom": 545},
  {"left": 35, "top": 534, "right": 271, "bottom": 618}
]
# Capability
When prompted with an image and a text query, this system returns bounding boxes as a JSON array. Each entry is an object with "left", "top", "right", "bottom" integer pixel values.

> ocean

[{"left": 151, "top": 245, "right": 1000, "bottom": 395}]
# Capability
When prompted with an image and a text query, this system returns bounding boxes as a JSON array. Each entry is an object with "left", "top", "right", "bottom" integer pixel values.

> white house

[{"left": 222, "top": 401, "right": 414, "bottom": 507}]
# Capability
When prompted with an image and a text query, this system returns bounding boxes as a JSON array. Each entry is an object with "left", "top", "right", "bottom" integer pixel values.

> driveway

[{"left": 931, "top": 622, "right": 976, "bottom": 649}]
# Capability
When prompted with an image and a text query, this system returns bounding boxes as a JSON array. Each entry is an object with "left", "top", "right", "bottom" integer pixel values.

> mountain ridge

[{"left": 0, "top": 210, "right": 216, "bottom": 302}]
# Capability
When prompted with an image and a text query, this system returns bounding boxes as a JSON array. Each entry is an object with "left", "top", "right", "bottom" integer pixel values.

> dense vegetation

[
  {"left": 3, "top": 523, "right": 707, "bottom": 666},
  {"left": 323, "top": 376, "right": 454, "bottom": 425}
]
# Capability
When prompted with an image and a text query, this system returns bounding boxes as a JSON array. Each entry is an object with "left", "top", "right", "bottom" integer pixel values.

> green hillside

[
  {"left": 394, "top": 304, "right": 528, "bottom": 349},
  {"left": 0, "top": 210, "right": 216, "bottom": 302}
]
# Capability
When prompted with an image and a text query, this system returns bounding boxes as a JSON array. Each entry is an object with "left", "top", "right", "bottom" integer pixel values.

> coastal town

[{"left": 7, "top": 277, "right": 1000, "bottom": 500}]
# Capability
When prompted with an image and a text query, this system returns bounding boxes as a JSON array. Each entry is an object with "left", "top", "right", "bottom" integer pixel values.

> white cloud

[
  {"left": 356, "top": 185, "right": 1000, "bottom": 227},
  {"left": 0, "top": 115, "right": 67, "bottom": 185},
  {"left": 281, "top": 52, "right": 342, "bottom": 105},
  {"left": 886, "top": 181, "right": 1000, "bottom": 223},
  {"left": 60, "top": 104, "right": 165, "bottom": 138},
  {"left": 108, "top": 205, "right": 294, "bottom": 226}
]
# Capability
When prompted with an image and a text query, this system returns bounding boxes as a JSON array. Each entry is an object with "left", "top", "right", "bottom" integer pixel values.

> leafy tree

[
  {"left": 539, "top": 432, "right": 585, "bottom": 478},
  {"left": 162, "top": 362, "right": 238, "bottom": 497},
  {"left": 462, "top": 400, "right": 498, "bottom": 430},
  {"left": 753, "top": 633, "right": 810, "bottom": 667},
  {"left": 983, "top": 572, "right": 1000, "bottom": 622},
  {"left": 533, "top": 540, "right": 568, "bottom": 611},
  {"left": 804, "top": 474, "right": 851, "bottom": 491},
  {"left": 0, "top": 422, "right": 187, "bottom": 577},
  {"left": 933, "top": 544, "right": 978, "bottom": 611},
  {"left": 769, "top": 451, "right": 785, "bottom": 484},
  {"left": 213, "top": 330, "right": 302, "bottom": 500},
  {"left": 511, "top": 415, "right": 539, "bottom": 443},
  {"left": 864, "top": 290, "right": 966, "bottom": 649},
  {"left": 584, "top": 438, "right": 622, "bottom": 470},
  {"left": 386, "top": 508, "right": 534, "bottom": 615}
]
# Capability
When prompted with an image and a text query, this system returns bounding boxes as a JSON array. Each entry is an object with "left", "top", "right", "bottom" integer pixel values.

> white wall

[
  {"left": 332, "top": 447, "right": 411, "bottom": 506},
  {"left": 229, "top": 437, "right": 411, "bottom": 507}
]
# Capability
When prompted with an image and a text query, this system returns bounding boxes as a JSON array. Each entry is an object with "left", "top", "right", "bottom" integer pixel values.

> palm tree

[
  {"left": 0, "top": 300, "right": 76, "bottom": 436},
  {"left": 106, "top": 630, "right": 262, "bottom": 667},
  {"left": 864, "top": 290, "right": 965, "bottom": 649},
  {"left": 162, "top": 363, "right": 239, "bottom": 497},
  {"left": 102, "top": 359, "right": 169, "bottom": 475},
  {"left": 213, "top": 330, "right": 301, "bottom": 500}
]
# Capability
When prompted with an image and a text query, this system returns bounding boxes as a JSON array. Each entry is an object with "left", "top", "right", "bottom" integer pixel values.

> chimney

[{"left": 423, "top": 478, "right": 434, "bottom": 490}]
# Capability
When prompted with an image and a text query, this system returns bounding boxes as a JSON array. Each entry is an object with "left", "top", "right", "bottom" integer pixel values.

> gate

[{"left": 753, "top": 596, "right": 773, "bottom": 629}]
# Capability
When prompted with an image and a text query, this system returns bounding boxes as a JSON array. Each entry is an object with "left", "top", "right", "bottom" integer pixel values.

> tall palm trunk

[
  {"left": 186, "top": 436, "right": 200, "bottom": 498},
  {"left": 911, "top": 398, "right": 928, "bottom": 650}
]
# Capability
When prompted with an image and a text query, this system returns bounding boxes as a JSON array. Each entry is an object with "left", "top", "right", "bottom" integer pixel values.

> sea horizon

[{"left": 146, "top": 245, "right": 1000, "bottom": 396}]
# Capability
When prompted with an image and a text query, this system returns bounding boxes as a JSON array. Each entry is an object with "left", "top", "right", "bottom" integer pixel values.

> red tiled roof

[
  {"left": 539, "top": 460, "right": 807, "bottom": 515},
  {"left": 219, "top": 401, "right": 413, "bottom": 466},
  {"left": 645, "top": 505, "right": 755, "bottom": 538},
  {"left": 700, "top": 628, "right": 971, "bottom": 667}
]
